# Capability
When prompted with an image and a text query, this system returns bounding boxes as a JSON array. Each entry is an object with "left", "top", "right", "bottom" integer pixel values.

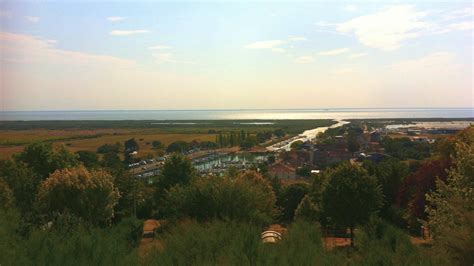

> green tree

[
  {"left": 156, "top": 154, "right": 196, "bottom": 194},
  {"left": 295, "top": 194, "right": 319, "bottom": 221},
  {"left": 124, "top": 138, "right": 139, "bottom": 152},
  {"left": 322, "top": 162, "right": 383, "bottom": 246},
  {"left": 425, "top": 128, "right": 474, "bottom": 265},
  {"left": 0, "top": 179, "right": 14, "bottom": 209},
  {"left": 152, "top": 140, "right": 164, "bottom": 150},
  {"left": 273, "top": 128, "right": 286, "bottom": 138},
  {"left": 363, "top": 159, "right": 409, "bottom": 225},
  {"left": 16, "top": 143, "right": 78, "bottom": 179},
  {"left": 97, "top": 142, "right": 121, "bottom": 154},
  {"left": 164, "top": 171, "right": 276, "bottom": 224},
  {"left": 36, "top": 166, "right": 120, "bottom": 225},
  {"left": 102, "top": 151, "right": 123, "bottom": 170},
  {"left": 290, "top": 140, "right": 304, "bottom": 150},
  {"left": 76, "top": 151, "right": 99, "bottom": 168},
  {"left": 166, "top": 141, "right": 189, "bottom": 153},
  {"left": 277, "top": 183, "right": 310, "bottom": 222},
  {"left": 0, "top": 160, "right": 40, "bottom": 216}
]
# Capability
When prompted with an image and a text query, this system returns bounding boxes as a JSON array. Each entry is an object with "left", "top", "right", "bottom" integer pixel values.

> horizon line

[{"left": 1, "top": 107, "right": 473, "bottom": 113}]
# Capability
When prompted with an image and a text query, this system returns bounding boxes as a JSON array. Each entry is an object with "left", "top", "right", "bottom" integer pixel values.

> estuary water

[{"left": 1, "top": 108, "right": 472, "bottom": 121}]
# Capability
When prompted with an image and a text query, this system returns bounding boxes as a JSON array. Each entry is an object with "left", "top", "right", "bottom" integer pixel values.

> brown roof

[
  {"left": 143, "top": 219, "right": 161, "bottom": 233},
  {"left": 268, "top": 163, "right": 295, "bottom": 173}
]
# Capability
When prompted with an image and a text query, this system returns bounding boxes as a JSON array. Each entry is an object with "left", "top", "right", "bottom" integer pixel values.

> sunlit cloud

[
  {"left": 153, "top": 53, "right": 173, "bottom": 63},
  {"left": 337, "top": 5, "right": 429, "bottom": 51},
  {"left": 391, "top": 52, "right": 456, "bottom": 71},
  {"left": 26, "top": 16, "right": 40, "bottom": 23},
  {"left": 293, "top": 56, "right": 314, "bottom": 64},
  {"left": 319, "top": 48, "right": 349, "bottom": 56},
  {"left": 447, "top": 22, "right": 474, "bottom": 31},
  {"left": 349, "top": 53, "right": 368, "bottom": 59},
  {"left": 106, "top": 16, "right": 125, "bottom": 22},
  {"left": 271, "top": 48, "right": 285, "bottom": 53},
  {"left": 289, "top": 36, "right": 307, "bottom": 41},
  {"left": 0, "top": 31, "right": 136, "bottom": 68},
  {"left": 442, "top": 7, "right": 473, "bottom": 21},
  {"left": 110, "top": 29, "right": 150, "bottom": 36}
]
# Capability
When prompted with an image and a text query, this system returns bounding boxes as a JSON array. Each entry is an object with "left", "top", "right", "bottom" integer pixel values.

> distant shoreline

[{"left": 0, "top": 108, "right": 473, "bottom": 121}]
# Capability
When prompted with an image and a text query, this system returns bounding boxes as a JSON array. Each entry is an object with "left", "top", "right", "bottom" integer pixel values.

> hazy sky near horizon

[{"left": 0, "top": 1, "right": 473, "bottom": 111}]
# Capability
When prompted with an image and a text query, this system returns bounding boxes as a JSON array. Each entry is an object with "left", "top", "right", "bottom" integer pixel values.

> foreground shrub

[
  {"left": 0, "top": 209, "right": 140, "bottom": 266},
  {"left": 164, "top": 171, "right": 276, "bottom": 225},
  {"left": 145, "top": 220, "right": 338, "bottom": 265},
  {"left": 36, "top": 166, "right": 120, "bottom": 225},
  {"left": 354, "top": 217, "right": 437, "bottom": 266}
]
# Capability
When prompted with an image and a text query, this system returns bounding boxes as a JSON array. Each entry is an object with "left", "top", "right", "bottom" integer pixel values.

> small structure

[
  {"left": 142, "top": 219, "right": 161, "bottom": 238},
  {"left": 261, "top": 230, "right": 282, "bottom": 244},
  {"left": 268, "top": 162, "right": 296, "bottom": 179}
]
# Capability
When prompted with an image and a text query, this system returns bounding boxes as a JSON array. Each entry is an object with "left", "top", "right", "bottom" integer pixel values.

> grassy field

[
  {"left": 0, "top": 130, "right": 216, "bottom": 159},
  {"left": 0, "top": 119, "right": 336, "bottom": 159}
]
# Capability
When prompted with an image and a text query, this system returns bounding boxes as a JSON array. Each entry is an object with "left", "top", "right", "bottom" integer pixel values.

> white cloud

[
  {"left": 153, "top": 53, "right": 174, "bottom": 63},
  {"left": 271, "top": 48, "right": 285, "bottom": 53},
  {"left": 391, "top": 52, "right": 456, "bottom": 71},
  {"left": 349, "top": 53, "right": 368, "bottom": 59},
  {"left": 448, "top": 22, "right": 474, "bottom": 31},
  {"left": 244, "top": 40, "right": 283, "bottom": 49},
  {"left": 337, "top": 5, "right": 429, "bottom": 51},
  {"left": 289, "top": 36, "right": 307, "bottom": 41},
  {"left": 293, "top": 56, "right": 314, "bottom": 64},
  {"left": 315, "top": 21, "right": 334, "bottom": 27},
  {"left": 26, "top": 16, "right": 40, "bottom": 23},
  {"left": 0, "top": 31, "right": 135, "bottom": 68},
  {"left": 443, "top": 7, "right": 473, "bottom": 21},
  {"left": 110, "top": 30, "right": 150, "bottom": 36},
  {"left": 319, "top": 48, "right": 349, "bottom": 56},
  {"left": 344, "top": 5, "right": 358, "bottom": 12},
  {"left": 149, "top": 45, "right": 172, "bottom": 50},
  {"left": 106, "top": 16, "right": 125, "bottom": 22}
]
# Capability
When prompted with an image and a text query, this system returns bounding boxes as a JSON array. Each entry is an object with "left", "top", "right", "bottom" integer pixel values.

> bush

[
  {"left": 36, "top": 166, "right": 120, "bottom": 225},
  {"left": 163, "top": 171, "right": 276, "bottom": 225},
  {"left": 145, "top": 220, "right": 338, "bottom": 265},
  {"left": 97, "top": 143, "right": 121, "bottom": 154},
  {"left": 354, "top": 217, "right": 433, "bottom": 265},
  {"left": 0, "top": 209, "right": 140, "bottom": 266}
]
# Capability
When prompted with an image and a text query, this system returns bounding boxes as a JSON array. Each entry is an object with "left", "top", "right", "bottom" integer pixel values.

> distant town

[{"left": 128, "top": 119, "right": 472, "bottom": 184}]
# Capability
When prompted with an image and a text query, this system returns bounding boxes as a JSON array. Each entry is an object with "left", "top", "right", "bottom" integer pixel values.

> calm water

[{"left": 0, "top": 108, "right": 473, "bottom": 121}]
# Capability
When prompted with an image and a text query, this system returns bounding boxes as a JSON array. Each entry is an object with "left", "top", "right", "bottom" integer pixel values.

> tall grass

[
  {"left": 145, "top": 220, "right": 341, "bottom": 265},
  {"left": 0, "top": 209, "right": 141, "bottom": 266}
]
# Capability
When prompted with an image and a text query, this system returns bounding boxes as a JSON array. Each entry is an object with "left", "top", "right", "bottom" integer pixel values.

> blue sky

[{"left": 0, "top": 1, "right": 472, "bottom": 110}]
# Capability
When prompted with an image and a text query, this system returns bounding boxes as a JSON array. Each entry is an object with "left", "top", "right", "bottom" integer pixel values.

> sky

[{"left": 0, "top": 0, "right": 473, "bottom": 111}]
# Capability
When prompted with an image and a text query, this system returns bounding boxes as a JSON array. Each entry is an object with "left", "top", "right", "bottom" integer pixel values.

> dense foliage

[
  {"left": 36, "top": 166, "right": 120, "bottom": 225},
  {"left": 425, "top": 128, "right": 474, "bottom": 264},
  {"left": 322, "top": 162, "right": 383, "bottom": 245},
  {"left": 0, "top": 124, "right": 472, "bottom": 265},
  {"left": 164, "top": 171, "right": 276, "bottom": 225}
]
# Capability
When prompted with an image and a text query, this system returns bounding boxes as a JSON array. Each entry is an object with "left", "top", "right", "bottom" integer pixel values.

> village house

[
  {"left": 268, "top": 162, "right": 296, "bottom": 179},
  {"left": 313, "top": 143, "right": 353, "bottom": 167},
  {"left": 281, "top": 149, "right": 313, "bottom": 168}
]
